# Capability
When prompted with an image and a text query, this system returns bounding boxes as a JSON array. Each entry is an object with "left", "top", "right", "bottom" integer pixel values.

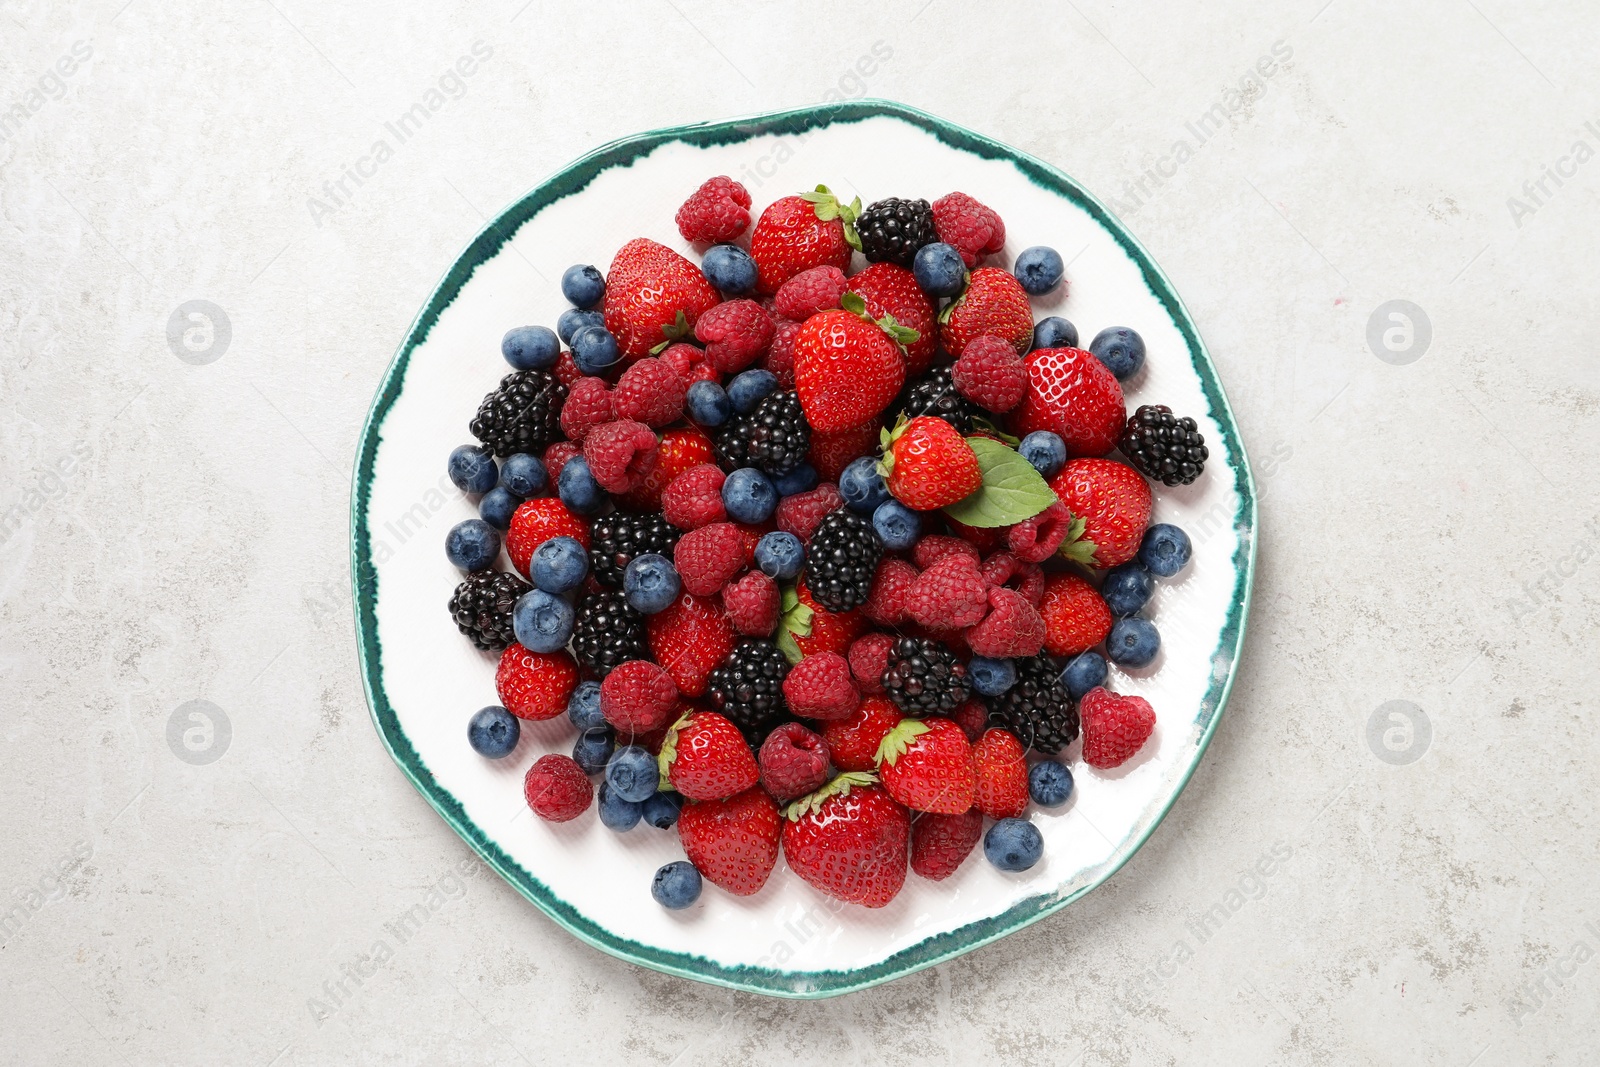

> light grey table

[{"left": 4, "top": 1, "right": 1596, "bottom": 1063}]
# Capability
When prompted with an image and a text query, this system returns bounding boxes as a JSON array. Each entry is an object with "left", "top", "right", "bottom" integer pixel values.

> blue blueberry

[
  {"left": 702, "top": 243, "right": 758, "bottom": 295},
  {"left": 1033, "top": 316, "right": 1079, "bottom": 350},
  {"left": 984, "top": 818, "right": 1044, "bottom": 872},
  {"left": 557, "top": 455, "right": 606, "bottom": 515},
  {"left": 513, "top": 589, "right": 575, "bottom": 653},
  {"left": 839, "top": 456, "right": 891, "bottom": 515},
  {"left": 1101, "top": 562, "right": 1155, "bottom": 617},
  {"left": 1018, "top": 431, "right": 1067, "bottom": 480},
  {"left": 572, "top": 727, "right": 615, "bottom": 774},
  {"left": 498, "top": 453, "right": 547, "bottom": 498},
  {"left": 1089, "top": 326, "right": 1145, "bottom": 380},
  {"left": 1139, "top": 524, "right": 1192, "bottom": 578},
  {"left": 624, "top": 553, "right": 681, "bottom": 615},
  {"left": 1029, "top": 761, "right": 1074, "bottom": 807},
  {"left": 448, "top": 444, "right": 498, "bottom": 494},
  {"left": 1014, "top": 245, "right": 1065, "bottom": 295},
  {"left": 1059, "top": 651, "right": 1107, "bottom": 700},
  {"left": 531, "top": 535, "right": 589, "bottom": 594},
  {"left": 872, "top": 499, "right": 921, "bottom": 551},
  {"left": 501, "top": 325, "right": 561, "bottom": 371},
  {"left": 913, "top": 241, "right": 966, "bottom": 297},
  {"left": 722, "top": 467, "right": 777, "bottom": 524},
  {"left": 467, "top": 705, "right": 520, "bottom": 759},
  {"left": 445, "top": 519, "right": 500, "bottom": 571},
  {"left": 566, "top": 679, "right": 605, "bottom": 731},
  {"left": 968, "top": 656, "right": 1016, "bottom": 697},
  {"left": 651, "top": 860, "right": 702, "bottom": 909},
  {"left": 606, "top": 745, "right": 659, "bottom": 804},
  {"left": 561, "top": 263, "right": 605, "bottom": 309},
  {"left": 571, "top": 325, "right": 621, "bottom": 376},
  {"left": 557, "top": 307, "right": 605, "bottom": 345},
  {"left": 478, "top": 486, "right": 521, "bottom": 530},
  {"left": 728, "top": 369, "right": 779, "bottom": 414},
  {"left": 642, "top": 790, "right": 685, "bottom": 829},
  {"left": 754, "top": 531, "right": 804, "bottom": 580},
  {"left": 1107, "top": 616, "right": 1161, "bottom": 668},
  {"left": 685, "top": 380, "right": 732, "bottom": 427},
  {"left": 597, "top": 782, "right": 643, "bottom": 831},
  {"left": 772, "top": 463, "right": 819, "bottom": 497}
]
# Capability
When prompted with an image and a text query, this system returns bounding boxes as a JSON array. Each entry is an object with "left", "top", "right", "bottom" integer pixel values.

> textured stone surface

[{"left": 3, "top": 2, "right": 1598, "bottom": 1064}]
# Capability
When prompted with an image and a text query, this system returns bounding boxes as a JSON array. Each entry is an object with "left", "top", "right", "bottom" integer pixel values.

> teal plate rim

[{"left": 349, "top": 99, "right": 1258, "bottom": 1000}]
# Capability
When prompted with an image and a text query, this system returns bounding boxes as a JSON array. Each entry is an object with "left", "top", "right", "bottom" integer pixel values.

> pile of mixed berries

[{"left": 442, "top": 178, "right": 1207, "bottom": 912}]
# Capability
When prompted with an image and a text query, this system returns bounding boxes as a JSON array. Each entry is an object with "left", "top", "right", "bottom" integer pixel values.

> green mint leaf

[
  {"left": 839, "top": 291, "right": 867, "bottom": 317},
  {"left": 941, "top": 436, "right": 1058, "bottom": 528}
]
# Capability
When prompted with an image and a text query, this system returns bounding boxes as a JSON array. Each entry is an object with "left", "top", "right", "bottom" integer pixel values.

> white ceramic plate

[{"left": 351, "top": 101, "right": 1256, "bottom": 998}]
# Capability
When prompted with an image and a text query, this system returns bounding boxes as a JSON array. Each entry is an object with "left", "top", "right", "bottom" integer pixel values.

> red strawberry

[
  {"left": 952, "top": 334, "right": 1027, "bottom": 412},
  {"left": 620, "top": 426, "right": 712, "bottom": 512},
  {"left": 658, "top": 710, "right": 760, "bottom": 801},
  {"left": 778, "top": 581, "right": 866, "bottom": 661},
  {"left": 1080, "top": 686, "right": 1157, "bottom": 768},
  {"left": 781, "top": 772, "right": 909, "bottom": 908},
  {"left": 749, "top": 186, "right": 860, "bottom": 294},
  {"left": 675, "top": 176, "right": 752, "bottom": 244},
  {"left": 822, "top": 697, "right": 903, "bottom": 772},
  {"left": 757, "top": 722, "right": 831, "bottom": 803},
  {"left": 874, "top": 717, "right": 976, "bottom": 815},
  {"left": 781, "top": 651, "right": 860, "bottom": 721},
  {"left": 910, "top": 809, "right": 983, "bottom": 881},
  {"left": 495, "top": 645, "right": 579, "bottom": 721},
  {"left": 862, "top": 558, "right": 918, "bottom": 627},
  {"left": 881, "top": 415, "right": 982, "bottom": 511},
  {"left": 931, "top": 191, "right": 1005, "bottom": 266},
  {"left": 599, "top": 660, "right": 679, "bottom": 733},
  {"left": 505, "top": 498, "right": 589, "bottom": 577},
  {"left": 583, "top": 419, "right": 658, "bottom": 494},
  {"left": 905, "top": 552, "right": 990, "bottom": 630},
  {"left": 847, "top": 262, "right": 936, "bottom": 376},
  {"left": 808, "top": 421, "right": 881, "bottom": 483},
  {"left": 603, "top": 238, "right": 720, "bottom": 360},
  {"left": 971, "top": 728, "right": 1028, "bottom": 819},
  {"left": 793, "top": 309, "right": 907, "bottom": 433},
  {"left": 524, "top": 754, "right": 592, "bottom": 822},
  {"left": 1051, "top": 458, "right": 1152, "bottom": 567},
  {"left": 694, "top": 299, "right": 775, "bottom": 375},
  {"left": 647, "top": 591, "right": 736, "bottom": 697},
  {"left": 773, "top": 265, "right": 849, "bottom": 321},
  {"left": 938, "top": 267, "right": 1033, "bottom": 358},
  {"left": 1038, "top": 572, "right": 1113, "bottom": 657},
  {"left": 966, "top": 587, "right": 1046, "bottom": 658},
  {"left": 1010, "top": 347, "right": 1126, "bottom": 458},
  {"left": 679, "top": 787, "right": 781, "bottom": 896},
  {"left": 611, "top": 356, "right": 686, "bottom": 428},
  {"left": 660, "top": 461, "right": 727, "bottom": 529},
  {"left": 721, "top": 570, "right": 780, "bottom": 636}
]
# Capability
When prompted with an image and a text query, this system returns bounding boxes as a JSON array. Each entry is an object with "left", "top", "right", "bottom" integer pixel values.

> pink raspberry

[
  {"left": 658, "top": 341, "right": 717, "bottom": 385},
  {"left": 524, "top": 754, "right": 593, "bottom": 822},
  {"left": 661, "top": 463, "right": 727, "bottom": 530},
  {"left": 774, "top": 484, "right": 843, "bottom": 545},
  {"left": 694, "top": 299, "right": 775, "bottom": 374},
  {"left": 951, "top": 698, "right": 990, "bottom": 742},
  {"left": 912, "top": 534, "right": 981, "bottom": 571},
  {"left": 722, "top": 570, "right": 779, "bottom": 636},
  {"left": 675, "top": 176, "right": 752, "bottom": 244},
  {"left": 952, "top": 334, "right": 1027, "bottom": 412},
  {"left": 543, "top": 441, "right": 580, "bottom": 483},
  {"left": 847, "top": 632, "right": 896, "bottom": 696},
  {"left": 599, "top": 660, "right": 679, "bottom": 733},
  {"left": 554, "top": 349, "right": 583, "bottom": 387},
  {"left": 763, "top": 319, "right": 801, "bottom": 389},
  {"left": 772, "top": 265, "right": 849, "bottom": 321},
  {"left": 559, "top": 376, "right": 613, "bottom": 443},
  {"left": 965, "top": 587, "right": 1046, "bottom": 658},
  {"left": 611, "top": 357, "right": 686, "bottom": 427},
  {"left": 674, "top": 522, "right": 748, "bottom": 596},
  {"left": 1007, "top": 502, "right": 1073, "bottom": 563},
  {"left": 781, "top": 651, "right": 860, "bottom": 721},
  {"left": 980, "top": 551, "right": 1044, "bottom": 606},
  {"left": 906, "top": 553, "right": 991, "bottom": 630},
  {"left": 862, "top": 558, "right": 918, "bottom": 626},
  {"left": 582, "top": 419, "right": 658, "bottom": 494},
  {"left": 757, "top": 722, "right": 831, "bottom": 803},
  {"left": 932, "top": 191, "right": 1006, "bottom": 267}
]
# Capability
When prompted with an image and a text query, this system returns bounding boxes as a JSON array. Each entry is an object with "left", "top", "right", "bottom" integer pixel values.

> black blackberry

[
  {"left": 1119, "top": 404, "right": 1209, "bottom": 487},
  {"left": 856, "top": 197, "right": 937, "bottom": 267},
  {"left": 986, "top": 656, "right": 1079, "bottom": 754},
  {"left": 447, "top": 570, "right": 529, "bottom": 652},
  {"left": 880, "top": 637, "right": 970, "bottom": 717},
  {"left": 804, "top": 509, "right": 882, "bottom": 613},
  {"left": 899, "top": 364, "right": 979, "bottom": 435},
  {"left": 706, "top": 639, "right": 791, "bottom": 745},
  {"left": 588, "top": 511, "right": 680, "bottom": 588},
  {"left": 712, "top": 390, "right": 811, "bottom": 477},
  {"left": 469, "top": 369, "right": 567, "bottom": 457},
  {"left": 570, "top": 590, "right": 648, "bottom": 676}
]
